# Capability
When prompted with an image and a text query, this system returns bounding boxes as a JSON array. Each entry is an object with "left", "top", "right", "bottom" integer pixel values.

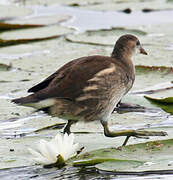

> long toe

[{"left": 134, "top": 130, "right": 168, "bottom": 137}]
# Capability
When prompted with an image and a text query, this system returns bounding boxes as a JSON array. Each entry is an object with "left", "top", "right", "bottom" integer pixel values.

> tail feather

[
  {"left": 12, "top": 95, "right": 38, "bottom": 105},
  {"left": 12, "top": 95, "right": 55, "bottom": 109}
]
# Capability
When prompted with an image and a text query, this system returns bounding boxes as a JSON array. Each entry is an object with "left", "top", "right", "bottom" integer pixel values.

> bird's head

[{"left": 112, "top": 34, "right": 147, "bottom": 58}]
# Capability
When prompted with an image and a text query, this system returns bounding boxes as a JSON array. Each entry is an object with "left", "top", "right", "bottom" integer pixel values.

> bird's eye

[{"left": 136, "top": 41, "right": 140, "bottom": 46}]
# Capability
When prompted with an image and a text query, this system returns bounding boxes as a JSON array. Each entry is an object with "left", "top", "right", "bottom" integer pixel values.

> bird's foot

[
  {"left": 102, "top": 122, "right": 167, "bottom": 146},
  {"left": 122, "top": 130, "right": 167, "bottom": 146}
]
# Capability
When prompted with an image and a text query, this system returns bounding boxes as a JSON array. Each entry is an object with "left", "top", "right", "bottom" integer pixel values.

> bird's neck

[
  {"left": 111, "top": 45, "right": 133, "bottom": 60},
  {"left": 111, "top": 47, "right": 135, "bottom": 77}
]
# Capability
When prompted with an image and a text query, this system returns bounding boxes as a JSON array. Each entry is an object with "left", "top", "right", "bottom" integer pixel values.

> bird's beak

[{"left": 140, "top": 46, "right": 148, "bottom": 55}]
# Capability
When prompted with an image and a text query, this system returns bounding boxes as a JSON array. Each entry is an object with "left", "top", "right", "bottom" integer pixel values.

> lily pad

[
  {"left": 145, "top": 96, "right": 173, "bottom": 104},
  {"left": 13, "top": 0, "right": 173, "bottom": 11},
  {"left": 132, "top": 65, "right": 173, "bottom": 92},
  {"left": 0, "top": 25, "right": 73, "bottom": 40},
  {"left": 144, "top": 93, "right": 173, "bottom": 114},
  {"left": 0, "top": 23, "right": 74, "bottom": 47},
  {"left": 6, "top": 14, "right": 71, "bottom": 26},
  {"left": 0, "top": 35, "right": 59, "bottom": 47},
  {"left": 95, "top": 160, "right": 144, "bottom": 172},
  {"left": 0, "top": 22, "right": 44, "bottom": 32},
  {"left": 66, "top": 27, "right": 147, "bottom": 46},
  {"left": 0, "top": 63, "right": 11, "bottom": 71},
  {"left": 75, "top": 0, "right": 173, "bottom": 11},
  {"left": 122, "top": 65, "right": 173, "bottom": 114},
  {"left": 0, "top": 5, "right": 32, "bottom": 19},
  {"left": 72, "top": 139, "right": 173, "bottom": 172}
]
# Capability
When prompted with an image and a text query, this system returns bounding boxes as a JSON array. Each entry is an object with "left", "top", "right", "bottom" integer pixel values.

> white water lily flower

[{"left": 28, "top": 133, "right": 79, "bottom": 165}]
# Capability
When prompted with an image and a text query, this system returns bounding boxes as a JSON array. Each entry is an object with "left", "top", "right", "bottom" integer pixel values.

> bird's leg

[
  {"left": 100, "top": 120, "right": 167, "bottom": 146},
  {"left": 63, "top": 120, "right": 75, "bottom": 135}
]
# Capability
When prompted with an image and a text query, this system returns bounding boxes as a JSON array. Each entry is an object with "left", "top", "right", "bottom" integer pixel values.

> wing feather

[{"left": 33, "top": 56, "right": 117, "bottom": 101}]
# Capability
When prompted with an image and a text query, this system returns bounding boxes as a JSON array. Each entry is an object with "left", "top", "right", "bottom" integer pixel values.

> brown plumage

[{"left": 12, "top": 34, "right": 167, "bottom": 146}]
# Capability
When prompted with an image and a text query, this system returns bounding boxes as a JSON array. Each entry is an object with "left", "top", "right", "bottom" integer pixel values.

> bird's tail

[
  {"left": 12, "top": 95, "right": 55, "bottom": 110},
  {"left": 12, "top": 94, "right": 38, "bottom": 105}
]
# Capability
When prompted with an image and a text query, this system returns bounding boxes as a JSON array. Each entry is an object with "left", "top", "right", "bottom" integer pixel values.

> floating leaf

[
  {"left": 132, "top": 65, "right": 173, "bottom": 93},
  {"left": 34, "top": 123, "right": 65, "bottom": 133},
  {"left": 71, "top": 139, "right": 173, "bottom": 172},
  {"left": 145, "top": 96, "right": 173, "bottom": 104},
  {"left": 71, "top": 0, "right": 173, "bottom": 11},
  {"left": 0, "top": 5, "right": 32, "bottom": 19},
  {"left": 0, "top": 25, "right": 73, "bottom": 41},
  {"left": 73, "top": 158, "right": 144, "bottom": 168},
  {"left": 0, "top": 63, "right": 11, "bottom": 71},
  {"left": 17, "top": 0, "right": 173, "bottom": 11},
  {"left": 6, "top": 15, "right": 71, "bottom": 26},
  {"left": 136, "top": 65, "right": 173, "bottom": 72},
  {"left": 144, "top": 95, "right": 173, "bottom": 114},
  {"left": 0, "top": 35, "right": 60, "bottom": 47},
  {"left": 0, "top": 22, "right": 44, "bottom": 32},
  {"left": 95, "top": 160, "right": 144, "bottom": 172},
  {"left": 66, "top": 27, "right": 147, "bottom": 46},
  {"left": 121, "top": 65, "right": 173, "bottom": 113}
]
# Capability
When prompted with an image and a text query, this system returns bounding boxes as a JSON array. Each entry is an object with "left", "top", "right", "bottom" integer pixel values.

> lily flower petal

[
  {"left": 28, "top": 148, "right": 52, "bottom": 165},
  {"left": 38, "top": 139, "right": 56, "bottom": 163},
  {"left": 28, "top": 133, "right": 79, "bottom": 166}
]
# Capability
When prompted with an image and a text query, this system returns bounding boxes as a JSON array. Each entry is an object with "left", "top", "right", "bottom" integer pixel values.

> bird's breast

[{"left": 74, "top": 63, "right": 129, "bottom": 120}]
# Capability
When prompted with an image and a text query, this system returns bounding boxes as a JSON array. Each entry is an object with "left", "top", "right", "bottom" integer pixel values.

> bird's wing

[
  {"left": 28, "top": 58, "right": 79, "bottom": 93},
  {"left": 33, "top": 56, "right": 120, "bottom": 102}
]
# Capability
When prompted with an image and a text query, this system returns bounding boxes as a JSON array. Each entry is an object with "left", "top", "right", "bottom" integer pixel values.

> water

[
  {"left": 1, "top": 1, "right": 173, "bottom": 179},
  {"left": 1, "top": 165, "right": 173, "bottom": 180},
  {"left": 22, "top": 5, "right": 173, "bottom": 32}
]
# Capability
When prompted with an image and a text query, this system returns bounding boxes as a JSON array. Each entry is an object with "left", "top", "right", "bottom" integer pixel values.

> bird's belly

[
  {"left": 48, "top": 99, "right": 87, "bottom": 121},
  {"left": 99, "top": 87, "right": 126, "bottom": 121},
  {"left": 47, "top": 84, "right": 127, "bottom": 122}
]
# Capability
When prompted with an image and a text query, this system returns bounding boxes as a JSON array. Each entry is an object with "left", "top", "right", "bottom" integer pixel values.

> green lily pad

[
  {"left": 123, "top": 65, "right": 173, "bottom": 114},
  {"left": 6, "top": 14, "right": 71, "bottom": 26},
  {"left": 0, "top": 25, "right": 73, "bottom": 40},
  {"left": 95, "top": 160, "right": 144, "bottom": 172},
  {"left": 0, "top": 22, "right": 44, "bottom": 32},
  {"left": 0, "top": 63, "right": 11, "bottom": 71},
  {"left": 145, "top": 96, "right": 173, "bottom": 104},
  {"left": 132, "top": 65, "right": 173, "bottom": 92},
  {"left": 14, "top": 0, "right": 173, "bottom": 11},
  {"left": 73, "top": 158, "right": 144, "bottom": 171},
  {"left": 132, "top": 23, "right": 173, "bottom": 67},
  {"left": 71, "top": 139, "right": 173, "bottom": 172},
  {"left": 0, "top": 5, "right": 32, "bottom": 19},
  {"left": 144, "top": 93, "right": 173, "bottom": 114},
  {"left": 0, "top": 23, "right": 74, "bottom": 47},
  {"left": 74, "top": 0, "right": 173, "bottom": 11},
  {"left": 0, "top": 35, "right": 59, "bottom": 47},
  {"left": 66, "top": 27, "right": 147, "bottom": 46}
]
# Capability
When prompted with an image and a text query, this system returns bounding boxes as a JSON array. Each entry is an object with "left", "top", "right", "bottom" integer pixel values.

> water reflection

[{"left": 0, "top": 165, "right": 173, "bottom": 180}]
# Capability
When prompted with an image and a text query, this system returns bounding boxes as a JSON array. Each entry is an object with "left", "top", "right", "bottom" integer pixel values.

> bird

[{"left": 12, "top": 34, "right": 167, "bottom": 146}]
